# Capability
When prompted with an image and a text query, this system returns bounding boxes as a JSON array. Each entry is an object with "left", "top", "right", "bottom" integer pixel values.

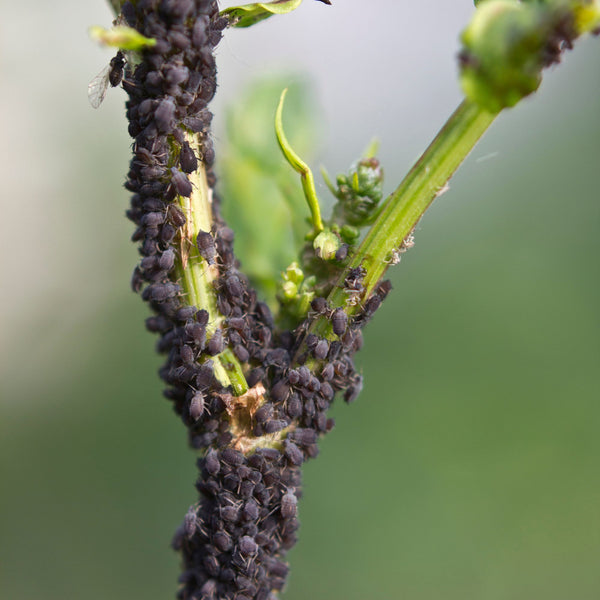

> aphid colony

[{"left": 119, "top": 2, "right": 392, "bottom": 599}]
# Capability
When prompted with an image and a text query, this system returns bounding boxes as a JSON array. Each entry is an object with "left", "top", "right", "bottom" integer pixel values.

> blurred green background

[{"left": 1, "top": 2, "right": 599, "bottom": 599}]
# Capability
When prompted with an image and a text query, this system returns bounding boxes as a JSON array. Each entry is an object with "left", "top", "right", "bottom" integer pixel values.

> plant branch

[{"left": 306, "top": 99, "right": 498, "bottom": 341}]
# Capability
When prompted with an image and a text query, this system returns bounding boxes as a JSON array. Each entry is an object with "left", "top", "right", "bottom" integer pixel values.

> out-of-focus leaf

[
  {"left": 221, "top": 0, "right": 303, "bottom": 28},
  {"left": 218, "top": 76, "right": 319, "bottom": 308},
  {"left": 89, "top": 25, "right": 156, "bottom": 50}
]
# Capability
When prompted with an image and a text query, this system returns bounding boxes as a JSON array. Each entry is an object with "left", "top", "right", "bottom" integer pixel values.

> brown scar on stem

[{"left": 220, "top": 383, "right": 269, "bottom": 452}]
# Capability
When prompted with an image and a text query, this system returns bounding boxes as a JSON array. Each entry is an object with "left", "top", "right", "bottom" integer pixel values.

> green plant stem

[
  {"left": 356, "top": 99, "right": 497, "bottom": 295},
  {"left": 174, "top": 136, "right": 249, "bottom": 396},
  {"left": 306, "top": 99, "right": 498, "bottom": 344}
]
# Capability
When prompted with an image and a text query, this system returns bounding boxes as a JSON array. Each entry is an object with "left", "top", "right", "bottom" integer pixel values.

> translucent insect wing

[{"left": 88, "top": 65, "right": 111, "bottom": 109}]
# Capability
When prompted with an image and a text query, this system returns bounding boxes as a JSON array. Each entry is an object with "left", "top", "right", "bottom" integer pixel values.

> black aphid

[
  {"left": 109, "top": 50, "right": 125, "bottom": 87},
  {"left": 233, "top": 344, "right": 249, "bottom": 362},
  {"left": 180, "top": 344, "right": 194, "bottom": 364},
  {"left": 196, "top": 230, "right": 216, "bottom": 265},
  {"left": 321, "top": 363, "right": 334, "bottom": 381},
  {"left": 335, "top": 243, "right": 349, "bottom": 261},
  {"left": 207, "top": 328, "right": 224, "bottom": 355},
  {"left": 180, "top": 140, "right": 198, "bottom": 173},
  {"left": 331, "top": 307, "right": 348, "bottom": 336},
  {"left": 205, "top": 449, "right": 220, "bottom": 475},
  {"left": 214, "top": 530, "right": 232, "bottom": 552},
  {"left": 154, "top": 98, "right": 176, "bottom": 133},
  {"left": 158, "top": 248, "right": 175, "bottom": 270},
  {"left": 184, "top": 506, "right": 198, "bottom": 539},
  {"left": 224, "top": 274, "right": 243, "bottom": 298},
  {"left": 280, "top": 490, "right": 298, "bottom": 519},
  {"left": 310, "top": 296, "right": 330, "bottom": 315},
  {"left": 239, "top": 535, "right": 258, "bottom": 556},
  {"left": 254, "top": 403, "right": 274, "bottom": 424},
  {"left": 166, "top": 204, "right": 187, "bottom": 227},
  {"left": 185, "top": 321, "right": 206, "bottom": 347},
  {"left": 190, "top": 392, "right": 205, "bottom": 421},
  {"left": 170, "top": 167, "right": 193, "bottom": 197},
  {"left": 314, "top": 339, "right": 329, "bottom": 360},
  {"left": 264, "top": 419, "right": 288, "bottom": 434},
  {"left": 283, "top": 441, "right": 304, "bottom": 466}
]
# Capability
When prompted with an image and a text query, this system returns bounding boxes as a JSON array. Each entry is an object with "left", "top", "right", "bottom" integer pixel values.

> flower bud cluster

[{"left": 459, "top": 0, "right": 591, "bottom": 112}]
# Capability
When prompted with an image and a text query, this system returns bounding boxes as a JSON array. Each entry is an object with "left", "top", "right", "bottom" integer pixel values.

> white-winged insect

[{"left": 87, "top": 50, "right": 126, "bottom": 109}]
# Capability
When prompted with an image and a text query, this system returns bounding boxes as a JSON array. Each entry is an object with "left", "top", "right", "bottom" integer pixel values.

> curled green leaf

[
  {"left": 275, "top": 88, "right": 324, "bottom": 232},
  {"left": 221, "top": 0, "right": 304, "bottom": 28},
  {"left": 89, "top": 25, "right": 156, "bottom": 50}
]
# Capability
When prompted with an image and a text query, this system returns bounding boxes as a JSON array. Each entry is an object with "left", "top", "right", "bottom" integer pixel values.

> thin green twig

[{"left": 305, "top": 99, "right": 498, "bottom": 342}]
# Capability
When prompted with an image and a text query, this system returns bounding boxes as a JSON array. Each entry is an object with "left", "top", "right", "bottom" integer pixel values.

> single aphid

[
  {"left": 310, "top": 296, "right": 330, "bottom": 316},
  {"left": 264, "top": 419, "right": 288, "bottom": 434},
  {"left": 214, "top": 530, "right": 232, "bottom": 552},
  {"left": 221, "top": 505, "right": 239, "bottom": 522},
  {"left": 160, "top": 223, "right": 177, "bottom": 244},
  {"left": 313, "top": 339, "right": 329, "bottom": 360},
  {"left": 196, "top": 230, "right": 216, "bottom": 265},
  {"left": 154, "top": 98, "right": 176, "bottom": 132},
  {"left": 242, "top": 499, "right": 259, "bottom": 521},
  {"left": 207, "top": 328, "right": 224, "bottom": 355},
  {"left": 157, "top": 248, "right": 175, "bottom": 271},
  {"left": 185, "top": 321, "right": 206, "bottom": 347},
  {"left": 170, "top": 167, "right": 193, "bottom": 197},
  {"left": 183, "top": 505, "right": 198, "bottom": 539},
  {"left": 205, "top": 449, "right": 220, "bottom": 475},
  {"left": 88, "top": 51, "right": 126, "bottom": 109},
  {"left": 196, "top": 309, "right": 209, "bottom": 327},
  {"left": 233, "top": 344, "right": 249, "bottom": 362},
  {"left": 199, "top": 579, "right": 217, "bottom": 598},
  {"left": 254, "top": 403, "right": 274, "bottom": 424},
  {"left": 239, "top": 535, "right": 258, "bottom": 556},
  {"left": 224, "top": 273, "right": 243, "bottom": 298},
  {"left": 283, "top": 440, "right": 304, "bottom": 466},
  {"left": 331, "top": 307, "right": 348, "bottom": 336},
  {"left": 280, "top": 490, "right": 298, "bottom": 519},
  {"left": 321, "top": 363, "right": 334, "bottom": 381},
  {"left": 286, "top": 394, "right": 302, "bottom": 418},
  {"left": 166, "top": 204, "right": 187, "bottom": 227},
  {"left": 180, "top": 344, "right": 194, "bottom": 365},
  {"left": 141, "top": 212, "right": 165, "bottom": 227},
  {"left": 179, "top": 140, "right": 198, "bottom": 173}
]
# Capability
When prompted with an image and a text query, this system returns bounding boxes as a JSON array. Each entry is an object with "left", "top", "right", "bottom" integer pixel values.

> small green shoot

[{"left": 275, "top": 88, "right": 324, "bottom": 233}]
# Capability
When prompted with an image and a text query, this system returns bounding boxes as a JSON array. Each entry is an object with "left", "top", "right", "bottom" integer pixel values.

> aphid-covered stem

[
  {"left": 103, "top": 1, "right": 598, "bottom": 599},
  {"left": 175, "top": 133, "right": 248, "bottom": 395}
]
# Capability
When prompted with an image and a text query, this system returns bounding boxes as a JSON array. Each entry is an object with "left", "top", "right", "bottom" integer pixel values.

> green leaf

[
  {"left": 221, "top": 0, "right": 304, "bottom": 28},
  {"left": 89, "top": 25, "right": 156, "bottom": 51}
]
